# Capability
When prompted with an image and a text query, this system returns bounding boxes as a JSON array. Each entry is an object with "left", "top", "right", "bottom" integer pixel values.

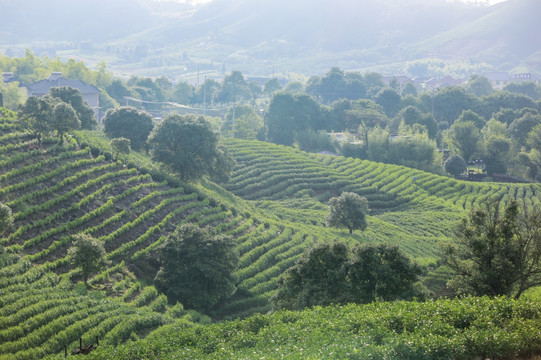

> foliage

[
  {"left": 466, "top": 74, "right": 493, "bottom": 97},
  {"left": 147, "top": 113, "right": 231, "bottom": 182},
  {"left": 0, "top": 202, "right": 14, "bottom": 235},
  {"left": 273, "top": 241, "right": 421, "bottom": 310},
  {"left": 444, "top": 154, "right": 466, "bottom": 177},
  {"left": 221, "top": 105, "right": 263, "bottom": 140},
  {"left": 443, "top": 200, "right": 541, "bottom": 299},
  {"left": 154, "top": 223, "right": 238, "bottom": 311},
  {"left": 109, "top": 137, "right": 131, "bottom": 160},
  {"left": 51, "top": 102, "right": 80, "bottom": 141},
  {"left": 103, "top": 106, "right": 153, "bottom": 150},
  {"left": 325, "top": 192, "right": 368, "bottom": 234},
  {"left": 68, "top": 234, "right": 108, "bottom": 284},
  {"left": 48, "top": 86, "right": 96, "bottom": 130},
  {"left": 446, "top": 120, "right": 481, "bottom": 161},
  {"left": 16, "top": 96, "right": 53, "bottom": 144},
  {"left": 264, "top": 93, "right": 326, "bottom": 146}
]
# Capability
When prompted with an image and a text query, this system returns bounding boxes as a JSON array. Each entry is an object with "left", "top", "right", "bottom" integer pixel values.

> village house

[{"left": 26, "top": 72, "right": 101, "bottom": 121}]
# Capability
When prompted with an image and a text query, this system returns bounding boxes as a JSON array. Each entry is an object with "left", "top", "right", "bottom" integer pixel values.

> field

[{"left": 1, "top": 107, "right": 541, "bottom": 358}]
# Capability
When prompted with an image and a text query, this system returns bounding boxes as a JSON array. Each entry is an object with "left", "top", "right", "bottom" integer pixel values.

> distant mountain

[{"left": 1, "top": 0, "right": 539, "bottom": 76}]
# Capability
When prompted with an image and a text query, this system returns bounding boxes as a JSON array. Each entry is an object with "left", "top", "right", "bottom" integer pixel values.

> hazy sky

[{"left": 157, "top": 0, "right": 507, "bottom": 4}]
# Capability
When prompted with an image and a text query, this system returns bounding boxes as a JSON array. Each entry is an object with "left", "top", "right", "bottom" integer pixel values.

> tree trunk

[{"left": 349, "top": 228, "right": 353, "bottom": 234}]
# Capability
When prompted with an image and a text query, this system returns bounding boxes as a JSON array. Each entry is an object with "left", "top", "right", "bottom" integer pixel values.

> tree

[
  {"left": 456, "top": 109, "right": 486, "bottom": 129},
  {"left": 172, "top": 82, "right": 194, "bottom": 105},
  {"left": 272, "top": 242, "right": 350, "bottom": 310},
  {"left": 433, "top": 87, "right": 478, "bottom": 128},
  {"left": 348, "top": 244, "right": 422, "bottom": 303},
  {"left": 446, "top": 120, "right": 481, "bottom": 162},
  {"left": 272, "top": 241, "right": 421, "bottom": 310},
  {"left": 264, "top": 93, "right": 325, "bottom": 146},
  {"left": 221, "top": 105, "right": 263, "bottom": 140},
  {"left": 263, "top": 78, "right": 282, "bottom": 95},
  {"left": 466, "top": 74, "right": 493, "bottom": 98},
  {"left": 48, "top": 86, "right": 97, "bottom": 129},
  {"left": 52, "top": 102, "right": 80, "bottom": 142},
  {"left": 103, "top": 106, "right": 154, "bottom": 151},
  {"left": 68, "top": 234, "right": 107, "bottom": 285},
  {"left": 216, "top": 70, "right": 249, "bottom": 103},
  {"left": 374, "top": 88, "right": 401, "bottom": 118},
  {"left": 503, "top": 81, "right": 540, "bottom": 100},
  {"left": 154, "top": 223, "right": 238, "bottom": 311},
  {"left": 445, "top": 155, "right": 467, "bottom": 177},
  {"left": 442, "top": 200, "right": 541, "bottom": 299},
  {"left": 509, "top": 113, "right": 541, "bottom": 148},
  {"left": 483, "top": 136, "right": 511, "bottom": 175},
  {"left": 147, "top": 113, "right": 231, "bottom": 182},
  {"left": 17, "top": 95, "right": 53, "bottom": 144},
  {"left": 0, "top": 202, "right": 14, "bottom": 235},
  {"left": 110, "top": 137, "right": 131, "bottom": 161},
  {"left": 326, "top": 192, "right": 369, "bottom": 234}
]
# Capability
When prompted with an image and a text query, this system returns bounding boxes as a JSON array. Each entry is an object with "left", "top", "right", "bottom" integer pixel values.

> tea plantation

[{"left": 1, "top": 107, "right": 540, "bottom": 359}]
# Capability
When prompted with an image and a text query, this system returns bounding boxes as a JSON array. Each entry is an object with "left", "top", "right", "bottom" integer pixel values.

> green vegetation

[
  {"left": 272, "top": 242, "right": 422, "bottom": 310},
  {"left": 443, "top": 200, "right": 541, "bottom": 299},
  {"left": 2, "top": 105, "right": 541, "bottom": 358},
  {"left": 49, "top": 296, "right": 541, "bottom": 360},
  {"left": 326, "top": 192, "right": 369, "bottom": 234}
]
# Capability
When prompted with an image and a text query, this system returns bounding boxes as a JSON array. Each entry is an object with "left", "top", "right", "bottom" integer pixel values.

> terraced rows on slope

[
  {"left": 223, "top": 138, "right": 541, "bottom": 215},
  {"left": 0, "top": 255, "right": 189, "bottom": 360}
]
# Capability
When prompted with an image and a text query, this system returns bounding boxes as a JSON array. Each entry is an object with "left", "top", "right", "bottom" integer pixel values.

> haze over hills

[{"left": 0, "top": 0, "right": 539, "bottom": 77}]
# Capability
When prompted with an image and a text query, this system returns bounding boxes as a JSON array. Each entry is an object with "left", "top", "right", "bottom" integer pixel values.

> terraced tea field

[{"left": 2, "top": 108, "right": 541, "bottom": 359}]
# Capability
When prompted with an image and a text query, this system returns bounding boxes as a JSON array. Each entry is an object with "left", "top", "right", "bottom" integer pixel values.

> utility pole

[{"left": 203, "top": 76, "right": 207, "bottom": 117}]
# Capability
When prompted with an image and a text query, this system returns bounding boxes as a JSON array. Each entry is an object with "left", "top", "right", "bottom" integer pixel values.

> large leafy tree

[
  {"left": 68, "top": 234, "right": 107, "bottom": 285},
  {"left": 147, "top": 113, "right": 231, "bottom": 182},
  {"left": 103, "top": 106, "right": 154, "bottom": 151},
  {"left": 326, "top": 192, "right": 369, "bottom": 234},
  {"left": 445, "top": 154, "right": 467, "bottom": 177},
  {"left": 154, "top": 223, "right": 238, "bottom": 311},
  {"left": 446, "top": 120, "right": 481, "bottom": 162},
  {"left": 216, "top": 70, "right": 250, "bottom": 103},
  {"left": 52, "top": 102, "right": 80, "bottom": 142},
  {"left": 443, "top": 200, "right": 541, "bottom": 299},
  {"left": 17, "top": 95, "right": 53, "bottom": 144},
  {"left": 272, "top": 242, "right": 421, "bottom": 310},
  {"left": 48, "top": 86, "right": 96, "bottom": 129}
]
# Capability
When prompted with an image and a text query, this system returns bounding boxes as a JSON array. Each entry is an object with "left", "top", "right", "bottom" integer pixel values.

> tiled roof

[{"left": 26, "top": 78, "right": 100, "bottom": 96}]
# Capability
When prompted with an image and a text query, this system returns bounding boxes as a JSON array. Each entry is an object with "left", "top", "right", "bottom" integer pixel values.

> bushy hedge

[{"left": 49, "top": 296, "right": 541, "bottom": 360}]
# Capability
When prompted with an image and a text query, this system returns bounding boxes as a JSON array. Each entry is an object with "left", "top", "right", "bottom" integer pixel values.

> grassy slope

[
  {"left": 50, "top": 295, "right": 541, "bottom": 360},
  {"left": 2, "top": 107, "right": 541, "bottom": 358}
]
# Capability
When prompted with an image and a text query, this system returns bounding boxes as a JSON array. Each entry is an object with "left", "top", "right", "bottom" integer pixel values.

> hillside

[
  {"left": 2, "top": 107, "right": 541, "bottom": 358},
  {"left": 2, "top": 0, "right": 539, "bottom": 76}
]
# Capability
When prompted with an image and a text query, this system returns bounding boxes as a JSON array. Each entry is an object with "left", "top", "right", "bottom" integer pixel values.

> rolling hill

[
  {"left": 1, "top": 106, "right": 541, "bottom": 358},
  {"left": 1, "top": 0, "right": 539, "bottom": 76}
]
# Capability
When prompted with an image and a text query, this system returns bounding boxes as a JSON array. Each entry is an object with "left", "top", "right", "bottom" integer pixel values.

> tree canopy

[
  {"left": 272, "top": 241, "right": 422, "bottom": 310},
  {"left": 154, "top": 223, "right": 238, "bottom": 311},
  {"left": 443, "top": 200, "right": 541, "bottom": 299},
  {"left": 326, "top": 192, "right": 369, "bottom": 234},
  {"left": 147, "top": 113, "right": 231, "bottom": 182},
  {"left": 68, "top": 234, "right": 108, "bottom": 284},
  {"left": 103, "top": 106, "right": 154, "bottom": 150},
  {"left": 48, "top": 86, "right": 96, "bottom": 129}
]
